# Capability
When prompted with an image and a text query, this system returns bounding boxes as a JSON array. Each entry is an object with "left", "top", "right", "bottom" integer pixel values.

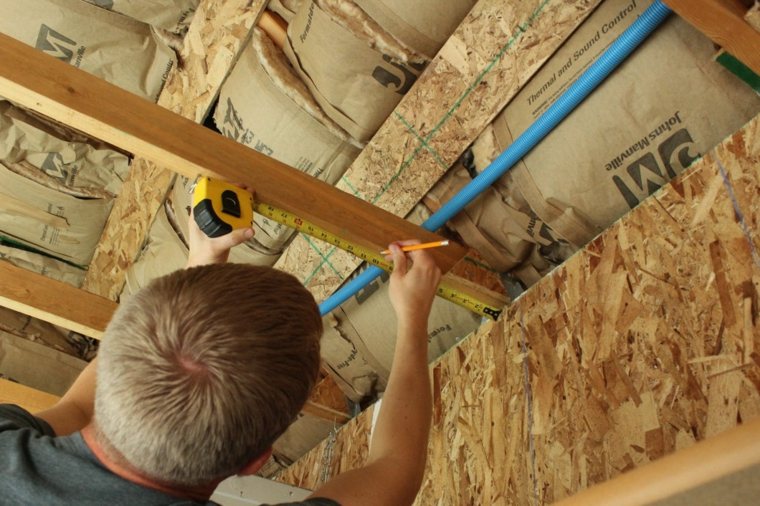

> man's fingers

[
  {"left": 389, "top": 243, "right": 407, "bottom": 276},
  {"left": 217, "top": 227, "right": 254, "bottom": 250}
]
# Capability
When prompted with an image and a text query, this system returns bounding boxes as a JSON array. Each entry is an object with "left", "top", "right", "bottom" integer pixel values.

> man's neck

[{"left": 81, "top": 424, "right": 219, "bottom": 502}]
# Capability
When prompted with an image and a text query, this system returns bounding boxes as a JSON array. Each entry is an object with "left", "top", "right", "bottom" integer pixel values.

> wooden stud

[
  {"left": 0, "top": 261, "right": 114, "bottom": 339},
  {"left": 0, "top": 378, "right": 59, "bottom": 413},
  {"left": 664, "top": 0, "right": 760, "bottom": 75},
  {"left": 0, "top": 32, "right": 465, "bottom": 278}
]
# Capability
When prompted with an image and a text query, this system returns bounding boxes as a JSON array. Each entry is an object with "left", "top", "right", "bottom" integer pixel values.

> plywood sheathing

[
  {"left": 83, "top": 0, "right": 266, "bottom": 300},
  {"left": 276, "top": 115, "right": 760, "bottom": 504},
  {"left": 274, "top": 0, "right": 603, "bottom": 301},
  {"left": 276, "top": 404, "right": 375, "bottom": 484}
]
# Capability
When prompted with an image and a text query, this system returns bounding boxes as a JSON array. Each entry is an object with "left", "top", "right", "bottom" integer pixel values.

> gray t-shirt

[{"left": 0, "top": 404, "right": 338, "bottom": 506}]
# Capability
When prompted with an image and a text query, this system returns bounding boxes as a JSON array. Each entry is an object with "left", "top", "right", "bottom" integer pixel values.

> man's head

[{"left": 94, "top": 263, "right": 323, "bottom": 486}]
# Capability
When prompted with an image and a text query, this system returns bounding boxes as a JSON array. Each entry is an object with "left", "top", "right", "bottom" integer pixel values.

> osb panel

[
  {"left": 276, "top": 404, "right": 375, "bottom": 485},
  {"left": 274, "top": 0, "right": 603, "bottom": 299},
  {"left": 449, "top": 249, "right": 507, "bottom": 296},
  {"left": 276, "top": 116, "right": 760, "bottom": 504},
  {"left": 83, "top": 0, "right": 265, "bottom": 299},
  {"left": 304, "top": 373, "right": 351, "bottom": 423}
]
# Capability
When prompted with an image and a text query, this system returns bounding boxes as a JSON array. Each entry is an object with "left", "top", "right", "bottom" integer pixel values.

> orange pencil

[{"left": 381, "top": 240, "right": 450, "bottom": 256}]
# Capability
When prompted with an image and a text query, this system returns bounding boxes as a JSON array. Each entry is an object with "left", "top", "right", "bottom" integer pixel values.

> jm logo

[
  {"left": 372, "top": 55, "right": 425, "bottom": 95},
  {"left": 35, "top": 25, "right": 77, "bottom": 63},
  {"left": 612, "top": 129, "right": 699, "bottom": 209},
  {"left": 41, "top": 152, "right": 70, "bottom": 183}
]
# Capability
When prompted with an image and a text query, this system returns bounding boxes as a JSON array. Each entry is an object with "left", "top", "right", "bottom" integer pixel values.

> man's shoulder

[{"left": 0, "top": 403, "right": 55, "bottom": 435}]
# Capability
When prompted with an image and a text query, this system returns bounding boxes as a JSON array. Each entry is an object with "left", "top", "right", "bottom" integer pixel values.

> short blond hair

[{"left": 95, "top": 263, "right": 322, "bottom": 486}]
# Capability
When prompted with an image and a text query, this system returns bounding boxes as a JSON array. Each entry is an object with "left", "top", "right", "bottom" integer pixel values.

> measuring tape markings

[{"left": 257, "top": 203, "right": 504, "bottom": 320}]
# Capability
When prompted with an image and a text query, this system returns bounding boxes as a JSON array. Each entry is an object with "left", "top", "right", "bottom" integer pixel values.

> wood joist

[
  {"left": 664, "top": 0, "right": 760, "bottom": 76},
  {"left": 0, "top": 32, "right": 465, "bottom": 274},
  {"left": 276, "top": 115, "right": 760, "bottom": 503}
]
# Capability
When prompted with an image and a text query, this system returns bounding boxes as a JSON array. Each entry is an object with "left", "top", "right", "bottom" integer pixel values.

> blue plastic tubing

[{"left": 319, "top": 0, "right": 672, "bottom": 316}]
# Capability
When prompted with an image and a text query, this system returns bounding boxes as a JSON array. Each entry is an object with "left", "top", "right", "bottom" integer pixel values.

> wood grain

[
  {"left": 554, "top": 418, "right": 760, "bottom": 505},
  {"left": 0, "top": 378, "right": 59, "bottom": 413},
  {"left": 0, "top": 261, "right": 115, "bottom": 338},
  {"left": 0, "top": 30, "right": 463, "bottom": 296},
  {"left": 665, "top": 0, "right": 760, "bottom": 75}
]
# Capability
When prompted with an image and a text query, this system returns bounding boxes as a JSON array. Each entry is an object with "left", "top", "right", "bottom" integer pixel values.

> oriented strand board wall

[{"left": 277, "top": 116, "right": 760, "bottom": 504}]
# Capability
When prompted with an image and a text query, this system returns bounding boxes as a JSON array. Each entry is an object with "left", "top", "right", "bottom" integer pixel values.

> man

[{"left": 0, "top": 213, "right": 440, "bottom": 505}]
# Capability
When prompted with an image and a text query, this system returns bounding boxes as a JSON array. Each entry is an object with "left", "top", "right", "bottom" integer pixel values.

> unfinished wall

[{"left": 276, "top": 115, "right": 760, "bottom": 504}]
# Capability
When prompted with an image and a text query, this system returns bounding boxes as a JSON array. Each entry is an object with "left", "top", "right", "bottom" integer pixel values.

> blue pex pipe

[{"left": 319, "top": 0, "right": 672, "bottom": 316}]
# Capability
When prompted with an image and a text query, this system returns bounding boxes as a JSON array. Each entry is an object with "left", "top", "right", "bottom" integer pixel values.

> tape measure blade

[
  {"left": 254, "top": 201, "right": 505, "bottom": 320},
  {"left": 439, "top": 275, "right": 507, "bottom": 320}
]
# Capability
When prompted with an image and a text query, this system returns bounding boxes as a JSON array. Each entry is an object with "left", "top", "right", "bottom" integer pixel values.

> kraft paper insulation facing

[
  {"left": 276, "top": 115, "right": 760, "bottom": 504},
  {"left": 273, "top": 0, "right": 604, "bottom": 302}
]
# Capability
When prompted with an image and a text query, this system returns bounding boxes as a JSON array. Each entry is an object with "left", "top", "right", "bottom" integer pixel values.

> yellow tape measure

[
  {"left": 255, "top": 202, "right": 504, "bottom": 320},
  {"left": 191, "top": 178, "right": 504, "bottom": 319},
  {"left": 192, "top": 177, "right": 254, "bottom": 237}
]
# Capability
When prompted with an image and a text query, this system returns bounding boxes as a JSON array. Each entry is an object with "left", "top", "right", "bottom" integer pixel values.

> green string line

[
  {"left": 340, "top": 175, "right": 362, "bottom": 198},
  {"left": 301, "top": 0, "right": 553, "bottom": 286},
  {"left": 391, "top": 111, "right": 450, "bottom": 172},
  {"left": 303, "top": 235, "right": 341, "bottom": 278}
]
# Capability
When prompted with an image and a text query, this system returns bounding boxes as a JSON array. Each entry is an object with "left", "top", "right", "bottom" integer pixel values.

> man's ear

[{"left": 238, "top": 447, "right": 273, "bottom": 476}]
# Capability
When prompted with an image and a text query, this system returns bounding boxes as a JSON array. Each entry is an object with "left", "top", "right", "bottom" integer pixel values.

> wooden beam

[
  {"left": 0, "top": 32, "right": 465, "bottom": 276},
  {"left": 0, "top": 261, "right": 114, "bottom": 339},
  {"left": 273, "top": 0, "right": 603, "bottom": 301},
  {"left": 0, "top": 259, "right": 350, "bottom": 423},
  {"left": 0, "top": 378, "right": 59, "bottom": 413},
  {"left": 554, "top": 418, "right": 760, "bottom": 505},
  {"left": 664, "top": 0, "right": 760, "bottom": 75},
  {"left": 83, "top": 0, "right": 268, "bottom": 300},
  {"left": 276, "top": 116, "right": 760, "bottom": 495}
]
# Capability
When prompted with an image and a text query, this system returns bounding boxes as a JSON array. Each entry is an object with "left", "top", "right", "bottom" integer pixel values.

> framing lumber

[
  {"left": 0, "top": 378, "right": 59, "bottom": 413},
  {"left": 664, "top": 0, "right": 760, "bottom": 75},
  {"left": 84, "top": 0, "right": 268, "bottom": 300},
  {"left": 276, "top": 116, "right": 760, "bottom": 501},
  {"left": 273, "top": 0, "right": 604, "bottom": 301},
  {"left": 553, "top": 418, "right": 760, "bottom": 506},
  {"left": 0, "top": 261, "right": 113, "bottom": 339},
  {"left": 0, "top": 33, "right": 464, "bottom": 284},
  {"left": 0, "top": 260, "right": 347, "bottom": 423}
]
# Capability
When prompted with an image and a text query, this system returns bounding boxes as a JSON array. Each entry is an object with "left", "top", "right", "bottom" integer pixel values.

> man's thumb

[{"left": 224, "top": 227, "right": 254, "bottom": 249}]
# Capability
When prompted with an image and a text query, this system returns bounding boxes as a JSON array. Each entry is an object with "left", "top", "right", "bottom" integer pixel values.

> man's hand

[
  {"left": 387, "top": 241, "right": 442, "bottom": 330},
  {"left": 185, "top": 208, "right": 254, "bottom": 268}
]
